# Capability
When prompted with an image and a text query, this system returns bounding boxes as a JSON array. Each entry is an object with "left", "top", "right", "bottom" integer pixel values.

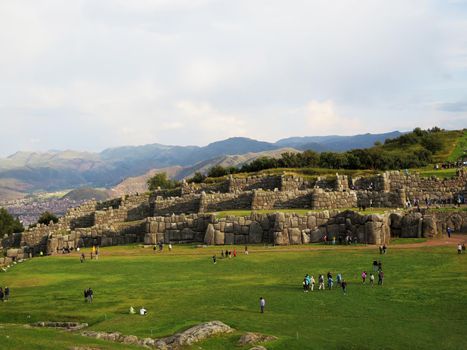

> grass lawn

[{"left": 0, "top": 244, "right": 466, "bottom": 349}]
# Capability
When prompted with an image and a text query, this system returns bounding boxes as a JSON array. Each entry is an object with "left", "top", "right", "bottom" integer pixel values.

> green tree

[
  {"left": 207, "top": 165, "right": 228, "bottom": 178},
  {"left": 0, "top": 208, "right": 24, "bottom": 235},
  {"left": 147, "top": 172, "right": 178, "bottom": 191},
  {"left": 188, "top": 172, "right": 206, "bottom": 184},
  {"left": 37, "top": 211, "right": 59, "bottom": 225}
]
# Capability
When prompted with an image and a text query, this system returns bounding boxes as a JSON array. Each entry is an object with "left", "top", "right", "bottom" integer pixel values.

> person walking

[
  {"left": 4, "top": 287, "right": 9, "bottom": 301},
  {"left": 259, "top": 297, "right": 265, "bottom": 313},
  {"left": 87, "top": 288, "right": 93, "bottom": 303},
  {"left": 0, "top": 288, "right": 3, "bottom": 302},
  {"left": 447, "top": 227, "right": 452, "bottom": 238},
  {"left": 341, "top": 280, "right": 347, "bottom": 295},
  {"left": 361, "top": 271, "right": 367, "bottom": 283},
  {"left": 245, "top": 246, "right": 249, "bottom": 255},
  {"left": 378, "top": 271, "right": 384, "bottom": 286},
  {"left": 318, "top": 274, "right": 325, "bottom": 290},
  {"left": 168, "top": 244, "right": 172, "bottom": 252},
  {"left": 336, "top": 273, "right": 342, "bottom": 287},
  {"left": 95, "top": 246, "right": 99, "bottom": 260},
  {"left": 458, "top": 244, "right": 462, "bottom": 254},
  {"left": 80, "top": 253, "right": 85, "bottom": 263},
  {"left": 327, "top": 275, "right": 333, "bottom": 290},
  {"left": 212, "top": 255, "right": 217, "bottom": 264},
  {"left": 369, "top": 273, "right": 375, "bottom": 287},
  {"left": 310, "top": 275, "right": 315, "bottom": 291}
]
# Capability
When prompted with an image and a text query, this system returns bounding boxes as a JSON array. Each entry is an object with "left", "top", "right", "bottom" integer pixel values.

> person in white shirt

[{"left": 139, "top": 307, "right": 147, "bottom": 315}]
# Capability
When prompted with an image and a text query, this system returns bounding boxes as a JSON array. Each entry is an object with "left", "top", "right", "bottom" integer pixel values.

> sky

[{"left": 0, "top": 0, "right": 466, "bottom": 157}]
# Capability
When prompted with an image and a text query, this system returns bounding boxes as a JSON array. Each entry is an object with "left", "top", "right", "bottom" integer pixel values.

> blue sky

[{"left": 0, "top": 0, "right": 466, "bottom": 156}]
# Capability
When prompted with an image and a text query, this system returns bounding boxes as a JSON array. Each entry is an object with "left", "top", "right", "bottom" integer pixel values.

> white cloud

[{"left": 0, "top": 0, "right": 466, "bottom": 156}]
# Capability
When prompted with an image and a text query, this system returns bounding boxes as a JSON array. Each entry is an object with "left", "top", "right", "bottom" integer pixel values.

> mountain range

[{"left": 0, "top": 131, "right": 402, "bottom": 201}]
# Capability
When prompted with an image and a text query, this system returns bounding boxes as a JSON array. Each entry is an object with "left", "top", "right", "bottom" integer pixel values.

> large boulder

[
  {"left": 249, "top": 222, "right": 263, "bottom": 244},
  {"left": 310, "top": 228, "right": 325, "bottom": 243},
  {"left": 289, "top": 228, "right": 302, "bottom": 244},
  {"left": 214, "top": 230, "right": 225, "bottom": 245},
  {"left": 400, "top": 212, "right": 422, "bottom": 238},
  {"left": 273, "top": 231, "right": 289, "bottom": 245},
  {"left": 238, "top": 332, "right": 278, "bottom": 346},
  {"left": 204, "top": 224, "right": 215, "bottom": 245},
  {"left": 422, "top": 215, "right": 438, "bottom": 238}
]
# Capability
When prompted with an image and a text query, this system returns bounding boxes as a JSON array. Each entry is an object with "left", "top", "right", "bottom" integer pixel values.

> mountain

[
  {"left": 62, "top": 188, "right": 112, "bottom": 201},
  {"left": 276, "top": 131, "right": 403, "bottom": 151},
  {"left": 0, "top": 132, "right": 405, "bottom": 201}
]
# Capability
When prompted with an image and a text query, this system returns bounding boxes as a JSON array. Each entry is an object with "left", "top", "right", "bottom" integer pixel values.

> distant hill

[
  {"left": 62, "top": 188, "right": 111, "bottom": 201},
  {"left": 110, "top": 166, "right": 183, "bottom": 196},
  {"left": 0, "top": 130, "right": 448, "bottom": 200},
  {"left": 276, "top": 131, "right": 403, "bottom": 151}
]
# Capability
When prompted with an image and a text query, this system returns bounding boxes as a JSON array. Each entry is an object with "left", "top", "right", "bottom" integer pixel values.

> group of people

[
  {"left": 153, "top": 242, "right": 172, "bottom": 252},
  {"left": 79, "top": 245, "right": 99, "bottom": 262},
  {"left": 302, "top": 272, "right": 348, "bottom": 294},
  {"left": 323, "top": 234, "right": 358, "bottom": 245},
  {"left": 0, "top": 287, "right": 10, "bottom": 302},
  {"left": 457, "top": 243, "right": 466, "bottom": 254},
  {"left": 213, "top": 246, "right": 249, "bottom": 263},
  {"left": 129, "top": 306, "right": 147, "bottom": 315}
]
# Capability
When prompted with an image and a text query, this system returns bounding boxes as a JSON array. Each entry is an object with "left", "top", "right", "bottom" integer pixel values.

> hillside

[
  {"left": 62, "top": 188, "right": 111, "bottom": 201},
  {"left": 0, "top": 130, "right": 436, "bottom": 199}
]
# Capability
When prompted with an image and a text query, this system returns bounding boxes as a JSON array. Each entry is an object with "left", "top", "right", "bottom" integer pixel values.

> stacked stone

[
  {"left": 357, "top": 190, "right": 405, "bottom": 208},
  {"left": 311, "top": 189, "right": 358, "bottom": 209},
  {"left": 251, "top": 189, "right": 313, "bottom": 210},
  {"left": 228, "top": 174, "right": 281, "bottom": 193},
  {"left": 280, "top": 174, "right": 311, "bottom": 191},
  {"left": 145, "top": 214, "right": 211, "bottom": 244},
  {"left": 201, "top": 192, "right": 254, "bottom": 212},
  {"left": 153, "top": 194, "right": 201, "bottom": 216}
]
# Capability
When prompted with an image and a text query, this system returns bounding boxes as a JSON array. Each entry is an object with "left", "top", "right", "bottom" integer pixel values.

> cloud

[
  {"left": 437, "top": 100, "right": 467, "bottom": 112},
  {"left": 305, "top": 100, "right": 362, "bottom": 135},
  {"left": 0, "top": 0, "right": 466, "bottom": 156}
]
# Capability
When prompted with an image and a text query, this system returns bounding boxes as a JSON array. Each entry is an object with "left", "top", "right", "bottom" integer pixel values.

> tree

[
  {"left": 188, "top": 172, "right": 206, "bottom": 184},
  {"left": 0, "top": 208, "right": 24, "bottom": 235},
  {"left": 207, "top": 165, "right": 228, "bottom": 178},
  {"left": 37, "top": 211, "right": 59, "bottom": 225},
  {"left": 147, "top": 172, "right": 178, "bottom": 191}
]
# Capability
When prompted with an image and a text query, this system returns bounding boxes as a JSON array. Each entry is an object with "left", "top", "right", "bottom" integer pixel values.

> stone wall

[
  {"left": 357, "top": 190, "right": 405, "bottom": 208},
  {"left": 251, "top": 190, "right": 313, "bottom": 210},
  {"left": 310, "top": 189, "right": 357, "bottom": 209}
]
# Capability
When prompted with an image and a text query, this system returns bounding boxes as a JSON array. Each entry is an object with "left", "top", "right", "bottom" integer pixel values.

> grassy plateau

[{"left": 0, "top": 243, "right": 466, "bottom": 349}]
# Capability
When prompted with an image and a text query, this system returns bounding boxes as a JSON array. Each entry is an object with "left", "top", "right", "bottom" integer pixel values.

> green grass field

[{"left": 0, "top": 244, "right": 466, "bottom": 349}]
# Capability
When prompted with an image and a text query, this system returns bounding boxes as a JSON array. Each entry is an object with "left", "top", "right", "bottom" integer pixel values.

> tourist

[
  {"left": 139, "top": 307, "right": 147, "bottom": 316},
  {"left": 225, "top": 249, "right": 229, "bottom": 258},
  {"left": 87, "top": 288, "right": 93, "bottom": 302},
  {"left": 153, "top": 245, "right": 157, "bottom": 253},
  {"left": 369, "top": 273, "right": 375, "bottom": 286},
  {"left": 372, "top": 260, "right": 378, "bottom": 272},
  {"left": 336, "top": 273, "right": 342, "bottom": 286},
  {"left": 361, "top": 271, "right": 367, "bottom": 283},
  {"left": 0, "top": 287, "right": 3, "bottom": 302},
  {"left": 4, "top": 287, "right": 9, "bottom": 301},
  {"left": 83, "top": 289, "right": 88, "bottom": 302},
  {"left": 221, "top": 250, "right": 224, "bottom": 258},
  {"left": 378, "top": 271, "right": 384, "bottom": 285},
  {"left": 382, "top": 245, "right": 387, "bottom": 254},
  {"left": 318, "top": 274, "right": 325, "bottom": 290},
  {"left": 462, "top": 243, "right": 466, "bottom": 253},
  {"left": 341, "top": 280, "right": 347, "bottom": 295},
  {"left": 129, "top": 306, "right": 136, "bottom": 314},
  {"left": 458, "top": 244, "right": 462, "bottom": 254},
  {"left": 245, "top": 246, "right": 249, "bottom": 255},
  {"left": 447, "top": 227, "right": 452, "bottom": 238},
  {"left": 303, "top": 277, "right": 309, "bottom": 292},
  {"left": 378, "top": 260, "right": 382, "bottom": 271},
  {"left": 259, "top": 297, "right": 265, "bottom": 313},
  {"left": 327, "top": 275, "right": 333, "bottom": 290},
  {"left": 168, "top": 243, "right": 172, "bottom": 252},
  {"left": 332, "top": 236, "right": 336, "bottom": 245},
  {"left": 379, "top": 245, "right": 383, "bottom": 254},
  {"left": 80, "top": 253, "right": 85, "bottom": 263},
  {"left": 310, "top": 275, "right": 315, "bottom": 291},
  {"left": 212, "top": 255, "right": 217, "bottom": 264},
  {"left": 95, "top": 246, "right": 99, "bottom": 260},
  {"left": 233, "top": 249, "right": 237, "bottom": 257}
]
